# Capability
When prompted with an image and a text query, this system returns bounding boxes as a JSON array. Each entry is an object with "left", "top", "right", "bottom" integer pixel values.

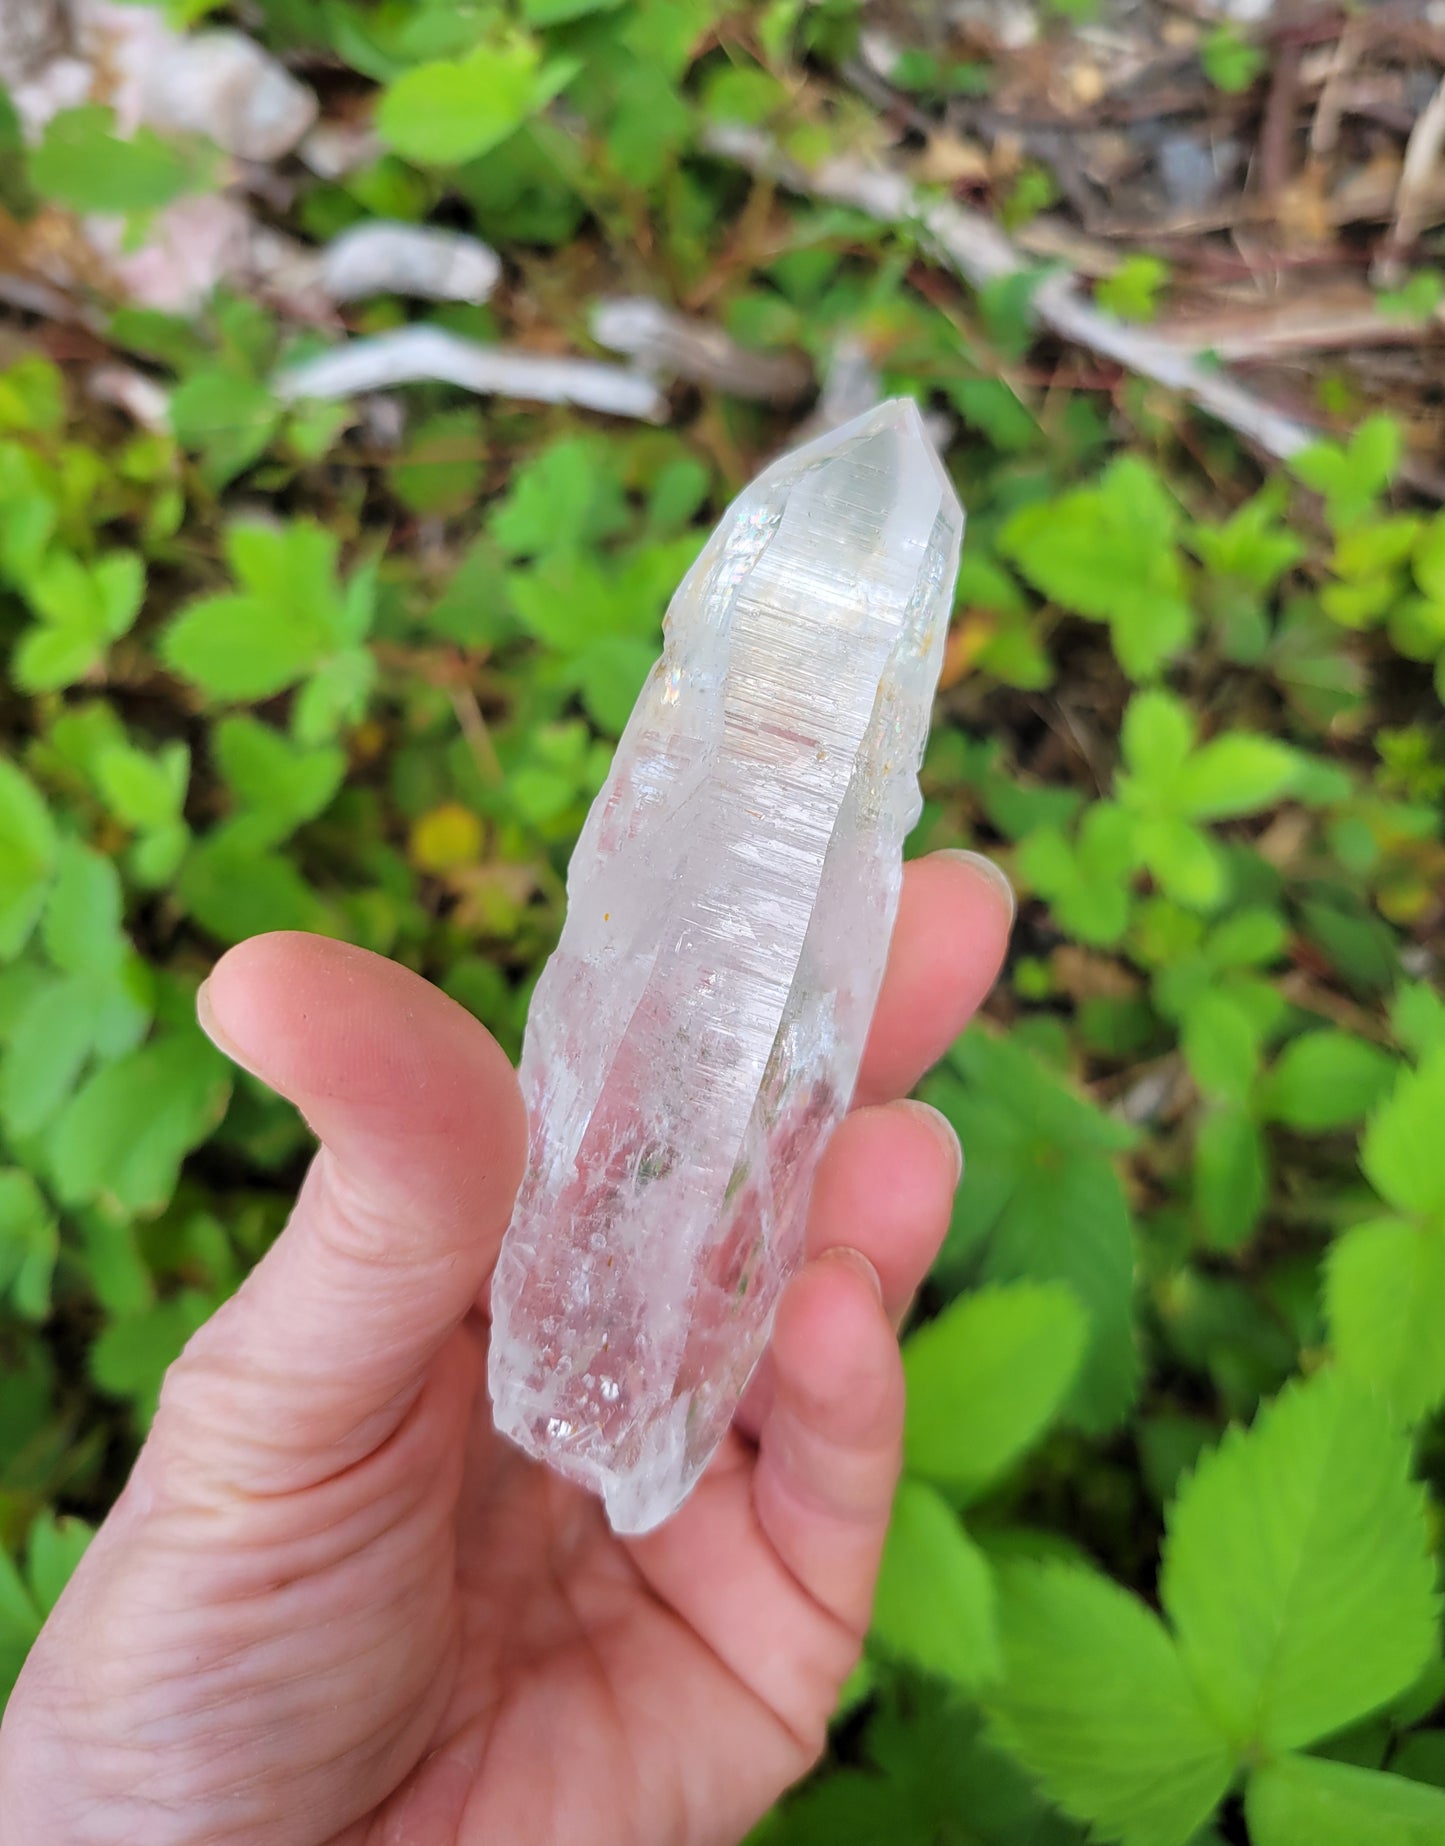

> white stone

[{"left": 488, "top": 401, "right": 964, "bottom": 1534}]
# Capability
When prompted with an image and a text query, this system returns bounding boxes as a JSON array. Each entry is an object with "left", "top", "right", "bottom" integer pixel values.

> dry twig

[
  {"left": 273, "top": 326, "right": 668, "bottom": 422},
  {"left": 705, "top": 123, "right": 1320, "bottom": 466}
]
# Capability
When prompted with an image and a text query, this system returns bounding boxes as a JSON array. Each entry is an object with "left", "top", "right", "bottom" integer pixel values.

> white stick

[
  {"left": 273, "top": 326, "right": 669, "bottom": 423},
  {"left": 705, "top": 124, "right": 1319, "bottom": 464},
  {"left": 590, "top": 296, "right": 811, "bottom": 403}
]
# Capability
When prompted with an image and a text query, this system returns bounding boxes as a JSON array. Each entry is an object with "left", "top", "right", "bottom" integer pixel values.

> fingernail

[
  {"left": 937, "top": 848, "right": 1016, "bottom": 926},
  {"left": 819, "top": 1245, "right": 885, "bottom": 1305},
  {"left": 895, "top": 1098, "right": 964, "bottom": 1186},
  {"left": 196, "top": 978, "right": 264, "bottom": 1082}
]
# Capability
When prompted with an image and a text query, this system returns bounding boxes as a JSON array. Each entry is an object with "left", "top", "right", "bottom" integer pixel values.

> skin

[{"left": 0, "top": 850, "right": 1012, "bottom": 1846}]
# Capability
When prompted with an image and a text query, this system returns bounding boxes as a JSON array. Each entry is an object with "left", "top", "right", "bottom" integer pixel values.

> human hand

[{"left": 0, "top": 851, "right": 1012, "bottom": 1846}]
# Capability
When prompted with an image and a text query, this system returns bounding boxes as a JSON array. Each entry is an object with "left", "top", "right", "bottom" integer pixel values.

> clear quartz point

[{"left": 487, "top": 398, "right": 965, "bottom": 1534}]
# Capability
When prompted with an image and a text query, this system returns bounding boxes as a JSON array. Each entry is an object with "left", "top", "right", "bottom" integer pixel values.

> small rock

[{"left": 135, "top": 29, "right": 319, "bottom": 163}]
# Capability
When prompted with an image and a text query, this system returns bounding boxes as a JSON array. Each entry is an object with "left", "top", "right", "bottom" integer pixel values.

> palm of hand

[{"left": 0, "top": 854, "right": 1009, "bottom": 1846}]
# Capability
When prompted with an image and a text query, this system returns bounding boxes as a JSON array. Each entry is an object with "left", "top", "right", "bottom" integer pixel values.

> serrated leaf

[
  {"left": 903, "top": 1283, "right": 1086, "bottom": 1499},
  {"left": 871, "top": 1481, "right": 1000, "bottom": 1691},
  {"left": 1246, "top": 1752, "right": 1445, "bottom": 1846},
  {"left": 999, "top": 457, "right": 1193, "bottom": 679},
  {"left": 1361, "top": 1049, "right": 1445, "bottom": 1220},
  {"left": 1161, "top": 1370, "right": 1439, "bottom": 1753},
  {"left": 1327, "top": 1217, "right": 1445, "bottom": 1423},
  {"left": 925, "top": 1032, "right": 1139, "bottom": 1430},
  {"left": 1257, "top": 1031, "right": 1399, "bottom": 1131},
  {"left": 984, "top": 1560, "right": 1233, "bottom": 1846}
]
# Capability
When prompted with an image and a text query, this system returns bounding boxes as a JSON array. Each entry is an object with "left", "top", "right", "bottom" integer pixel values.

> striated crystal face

[{"left": 487, "top": 399, "right": 965, "bottom": 1534}]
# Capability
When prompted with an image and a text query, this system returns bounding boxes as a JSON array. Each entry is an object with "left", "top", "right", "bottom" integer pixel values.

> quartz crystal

[{"left": 488, "top": 399, "right": 965, "bottom": 1534}]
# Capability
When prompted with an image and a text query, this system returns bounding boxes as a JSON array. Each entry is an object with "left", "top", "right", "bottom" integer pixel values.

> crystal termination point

[{"left": 488, "top": 400, "right": 965, "bottom": 1534}]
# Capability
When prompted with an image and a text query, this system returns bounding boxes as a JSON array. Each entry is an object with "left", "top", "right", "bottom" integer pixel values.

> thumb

[{"left": 158, "top": 931, "right": 527, "bottom": 1492}]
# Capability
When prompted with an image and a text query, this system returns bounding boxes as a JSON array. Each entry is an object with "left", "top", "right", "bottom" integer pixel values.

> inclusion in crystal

[{"left": 487, "top": 399, "right": 965, "bottom": 1533}]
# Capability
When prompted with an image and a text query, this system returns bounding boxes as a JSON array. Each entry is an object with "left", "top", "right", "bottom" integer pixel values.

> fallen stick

[
  {"left": 704, "top": 123, "right": 1319, "bottom": 465},
  {"left": 590, "top": 296, "right": 812, "bottom": 403},
  {"left": 273, "top": 326, "right": 668, "bottom": 423}
]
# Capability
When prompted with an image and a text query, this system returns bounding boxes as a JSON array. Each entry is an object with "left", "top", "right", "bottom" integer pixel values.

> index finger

[{"left": 854, "top": 850, "right": 1014, "bottom": 1109}]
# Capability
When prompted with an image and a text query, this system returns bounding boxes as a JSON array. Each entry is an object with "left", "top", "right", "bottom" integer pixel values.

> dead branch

[
  {"left": 704, "top": 124, "right": 1321, "bottom": 468},
  {"left": 273, "top": 326, "right": 668, "bottom": 423}
]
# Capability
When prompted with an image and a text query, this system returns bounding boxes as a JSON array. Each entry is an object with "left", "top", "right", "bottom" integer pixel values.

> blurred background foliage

[{"left": 1, "top": 1, "right": 1445, "bottom": 1842}]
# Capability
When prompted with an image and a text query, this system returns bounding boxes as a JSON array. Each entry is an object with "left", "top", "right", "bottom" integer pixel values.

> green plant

[{"left": 1, "top": 5, "right": 1444, "bottom": 1842}]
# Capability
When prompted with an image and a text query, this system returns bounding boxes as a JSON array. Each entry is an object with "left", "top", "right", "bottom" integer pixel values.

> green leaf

[
  {"left": 984, "top": 1560, "right": 1233, "bottom": 1846},
  {"left": 1201, "top": 23, "right": 1266, "bottom": 93},
  {"left": 179, "top": 828, "right": 332, "bottom": 943},
  {"left": 47, "top": 1032, "right": 231, "bottom": 1215},
  {"left": 1292, "top": 418, "right": 1402, "bottom": 529},
  {"left": 523, "top": 0, "right": 624, "bottom": 23},
  {"left": 924, "top": 1032, "right": 1140, "bottom": 1431},
  {"left": 1327, "top": 1218, "right": 1445, "bottom": 1423},
  {"left": 1172, "top": 734, "right": 1301, "bottom": 820},
  {"left": 999, "top": 457, "right": 1193, "bottom": 679},
  {"left": 169, "top": 369, "right": 281, "bottom": 489},
  {"left": 1193, "top": 1105, "right": 1268, "bottom": 1250},
  {"left": 1361, "top": 1049, "right": 1445, "bottom": 1220},
  {"left": 91, "top": 1290, "right": 217, "bottom": 1424},
  {"left": 1180, "top": 990, "right": 1263, "bottom": 1105},
  {"left": 1096, "top": 253, "right": 1170, "bottom": 323},
  {"left": 1, "top": 972, "right": 103, "bottom": 1138},
  {"left": 95, "top": 740, "right": 189, "bottom": 834},
  {"left": 1121, "top": 689, "right": 1194, "bottom": 790},
  {"left": 213, "top": 716, "right": 346, "bottom": 842},
  {"left": 28, "top": 105, "right": 198, "bottom": 215},
  {"left": 1391, "top": 983, "right": 1445, "bottom": 1060},
  {"left": 161, "top": 523, "right": 351, "bottom": 702},
  {"left": 0, "top": 1542, "right": 39, "bottom": 1646},
  {"left": 1246, "top": 1753, "right": 1445, "bottom": 1846},
  {"left": 377, "top": 38, "right": 577, "bottom": 166},
  {"left": 1135, "top": 814, "right": 1225, "bottom": 910},
  {"left": 1017, "top": 801, "right": 1138, "bottom": 946},
  {"left": 0, "top": 758, "right": 57, "bottom": 958},
  {"left": 903, "top": 1283, "right": 1086, "bottom": 1500},
  {"left": 42, "top": 840, "right": 125, "bottom": 975},
  {"left": 390, "top": 408, "right": 487, "bottom": 515},
  {"left": 25, "top": 1511, "right": 93, "bottom": 1617},
  {"left": 0, "top": 1167, "right": 59, "bottom": 1320},
  {"left": 1160, "top": 1370, "right": 1439, "bottom": 1754},
  {"left": 163, "top": 591, "right": 326, "bottom": 700},
  {"left": 871, "top": 1481, "right": 1000, "bottom": 1692},
  {"left": 1257, "top": 1031, "right": 1399, "bottom": 1131}
]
